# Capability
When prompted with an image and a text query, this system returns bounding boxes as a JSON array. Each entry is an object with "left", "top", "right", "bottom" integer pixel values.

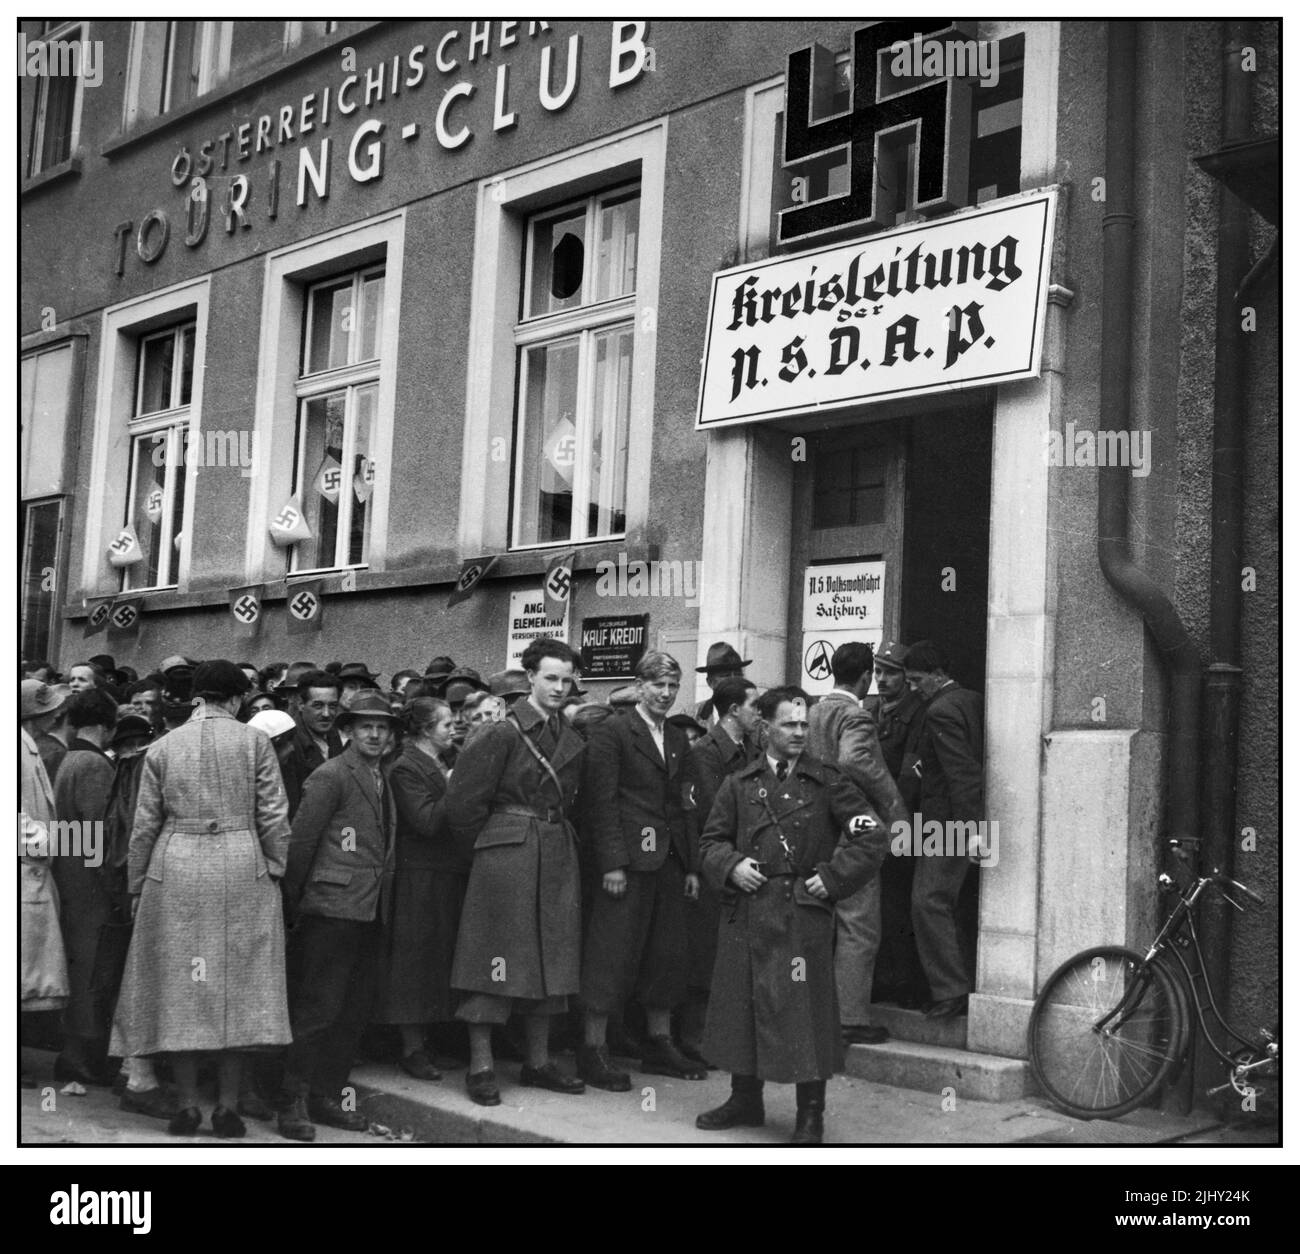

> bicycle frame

[{"left": 1145, "top": 876, "right": 1258, "bottom": 1067}]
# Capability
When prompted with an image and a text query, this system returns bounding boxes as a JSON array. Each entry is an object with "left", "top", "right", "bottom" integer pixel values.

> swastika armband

[{"left": 848, "top": 814, "right": 878, "bottom": 836}]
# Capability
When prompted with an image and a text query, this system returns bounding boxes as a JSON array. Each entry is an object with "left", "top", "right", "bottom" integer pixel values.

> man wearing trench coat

[{"left": 696, "top": 686, "right": 888, "bottom": 1145}]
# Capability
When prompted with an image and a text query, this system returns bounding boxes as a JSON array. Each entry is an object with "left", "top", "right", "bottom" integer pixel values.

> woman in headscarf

[
  {"left": 110, "top": 660, "right": 292, "bottom": 1138},
  {"left": 374, "top": 697, "right": 465, "bottom": 1079}
]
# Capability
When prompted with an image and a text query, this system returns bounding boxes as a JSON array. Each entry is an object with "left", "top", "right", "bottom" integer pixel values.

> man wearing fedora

[
  {"left": 279, "top": 689, "right": 399, "bottom": 1140},
  {"left": 338, "top": 662, "right": 382, "bottom": 701},
  {"left": 22, "top": 677, "right": 72, "bottom": 783},
  {"left": 694, "top": 642, "right": 752, "bottom": 726}
]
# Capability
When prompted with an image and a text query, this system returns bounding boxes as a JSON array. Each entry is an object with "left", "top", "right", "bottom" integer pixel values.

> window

[
  {"left": 26, "top": 21, "right": 84, "bottom": 177},
  {"left": 284, "top": 20, "right": 338, "bottom": 51},
  {"left": 512, "top": 187, "right": 639, "bottom": 549},
  {"left": 23, "top": 500, "right": 63, "bottom": 661},
  {"left": 22, "top": 339, "right": 78, "bottom": 660},
  {"left": 813, "top": 441, "right": 886, "bottom": 529},
  {"left": 289, "top": 268, "right": 386, "bottom": 572},
  {"left": 124, "top": 20, "right": 233, "bottom": 126},
  {"left": 121, "top": 323, "right": 195, "bottom": 590}
]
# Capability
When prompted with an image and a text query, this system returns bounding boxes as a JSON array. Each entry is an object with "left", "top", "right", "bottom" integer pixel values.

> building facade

[{"left": 20, "top": 18, "right": 1278, "bottom": 1066}]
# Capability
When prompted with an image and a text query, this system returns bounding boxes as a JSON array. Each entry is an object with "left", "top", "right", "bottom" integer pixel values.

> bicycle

[{"left": 1027, "top": 841, "right": 1279, "bottom": 1120}]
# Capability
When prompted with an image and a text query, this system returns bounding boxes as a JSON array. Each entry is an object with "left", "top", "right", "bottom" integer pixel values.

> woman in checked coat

[{"left": 110, "top": 660, "right": 293, "bottom": 1138}]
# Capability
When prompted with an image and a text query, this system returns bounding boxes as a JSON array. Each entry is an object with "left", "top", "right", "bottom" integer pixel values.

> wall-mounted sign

[
  {"left": 800, "top": 561, "right": 884, "bottom": 696},
  {"left": 579, "top": 613, "right": 649, "bottom": 680},
  {"left": 696, "top": 188, "right": 1056, "bottom": 430},
  {"left": 507, "top": 587, "right": 569, "bottom": 670}
]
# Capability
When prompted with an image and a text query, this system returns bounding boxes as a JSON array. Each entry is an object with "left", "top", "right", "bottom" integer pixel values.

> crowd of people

[{"left": 20, "top": 634, "right": 984, "bottom": 1145}]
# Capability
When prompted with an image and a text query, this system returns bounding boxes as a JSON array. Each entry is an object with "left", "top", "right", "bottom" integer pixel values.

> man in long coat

[
  {"left": 449, "top": 638, "right": 587, "bottom": 1106},
  {"left": 696, "top": 686, "right": 888, "bottom": 1145}
]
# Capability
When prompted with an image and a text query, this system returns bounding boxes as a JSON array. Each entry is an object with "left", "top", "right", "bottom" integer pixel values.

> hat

[
  {"left": 191, "top": 660, "right": 251, "bottom": 699},
  {"left": 609, "top": 685, "right": 640, "bottom": 707},
  {"left": 338, "top": 662, "right": 381, "bottom": 689},
  {"left": 696, "top": 642, "right": 752, "bottom": 674},
  {"left": 21, "top": 679, "right": 71, "bottom": 719},
  {"left": 110, "top": 713, "right": 154, "bottom": 749},
  {"left": 667, "top": 712, "right": 707, "bottom": 737},
  {"left": 89, "top": 653, "right": 116, "bottom": 673},
  {"left": 160, "top": 654, "right": 198, "bottom": 675},
  {"left": 336, "top": 690, "right": 401, "bottom": 726},
  {"left": 248, "top": 709, "right": 297, "bottom": 740},
  {"left": 874, "top": 641, "right": 910, "bottom": 672},
  {"left": 488, "top": 668, "right": 531, "bottom": 700},
  {"left": 441, "top": 668, "right": 489, "bottom": 704},
  {"left": 424, "top": 655, "right": 457, "bottom": 679}
]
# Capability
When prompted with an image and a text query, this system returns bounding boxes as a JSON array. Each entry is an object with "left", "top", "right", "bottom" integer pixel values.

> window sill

[
  {"left": 101, "top": 22, "right": 383, "bottom": 159},
  {"left": 21, "top": 151, "right": 83, "bottom": 197},
  {"left": 61, "top": 540, "right": 652, "bottom": 620}
]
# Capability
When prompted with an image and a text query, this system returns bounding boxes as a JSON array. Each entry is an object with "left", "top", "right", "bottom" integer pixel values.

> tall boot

[
  {"left": 696, "top": 1074, "right": 765, "bottom": 1130},
  {"left": 792, "top": 1080, "right": 825, "bottom": 1146}
]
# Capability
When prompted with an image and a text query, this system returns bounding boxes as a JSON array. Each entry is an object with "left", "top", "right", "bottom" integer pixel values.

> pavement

[{"left": 19, "top": 1047, "right": 1278, "bottom": 1148}]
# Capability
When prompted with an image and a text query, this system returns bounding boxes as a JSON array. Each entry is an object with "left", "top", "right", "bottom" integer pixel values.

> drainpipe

[
  {"left": 1097, "top": 19, "right": 1203, "bottom": 894},
  {"left": 1197, "top": 19, "right": 1255, "bottom": 1096},
  {"left": 1097, "top": 25, "right": 1205, "bottom": 1114}
]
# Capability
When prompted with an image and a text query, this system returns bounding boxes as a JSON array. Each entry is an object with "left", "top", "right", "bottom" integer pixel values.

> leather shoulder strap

[{"left": 505, "top": 711, "right": 565, "bottom": 802}]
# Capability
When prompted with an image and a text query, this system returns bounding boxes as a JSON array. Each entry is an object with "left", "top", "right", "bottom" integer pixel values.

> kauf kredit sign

[{"left": 695, "top": 188, "right": 1056, "bottom": 429}]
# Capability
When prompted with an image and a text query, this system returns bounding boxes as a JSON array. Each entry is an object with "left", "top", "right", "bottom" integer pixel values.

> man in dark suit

[
  {"left": 903, "top": 641, "right": 985, "bottom": 1020},
  {"left": 578, "top": 651, "right": 704, "bottom": 1090},
  {"left": 279, "top": 691, "right": 398, "bottom": 1141},
  {"left": 807, "top": 641, "right": 908, "bottom": 1047},
  {"left": 693, "top": 642, "right": 751, "bottom": 725},
  {"left": 280, "top": 668, "right": 344, "bottom": 818},
  {"left": 681, "top": 676, "right": 759, "bottom": 1057}
]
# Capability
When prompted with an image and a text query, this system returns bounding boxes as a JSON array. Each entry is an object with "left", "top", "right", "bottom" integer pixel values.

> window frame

[
  {"left": 26, "top": 20, "right": 85, "bottom": 178},
  {"left": 289, "top": 265, "right": 386, "bottom": 575},
  {"left": 22, "top": 497, "right": 65, "bottom": 662},
  {"left": 84, "top": 277, "right": 210, "bottom": 598},
  {"left": 120, "top": 321, "right": 197, "bottom": 592},
  {"left": 244, "top": 211, "right": 405, "bottom": 584},
  {"left": 458, "top": 120, "right": 666, "bottom": 562},
  {"left": 511, "top": 184, "right": 640, "bottom": 551}
]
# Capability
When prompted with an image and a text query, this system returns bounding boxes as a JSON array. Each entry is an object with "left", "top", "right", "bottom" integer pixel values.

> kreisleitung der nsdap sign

[{"left": 695, "top": 187, "right": 1056, "bottom": 429}]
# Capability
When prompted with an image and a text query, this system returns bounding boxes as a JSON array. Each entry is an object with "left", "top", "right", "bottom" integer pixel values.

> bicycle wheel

[{"left": 1029, "top": 945, "right": 1183, "bottom": 1119}]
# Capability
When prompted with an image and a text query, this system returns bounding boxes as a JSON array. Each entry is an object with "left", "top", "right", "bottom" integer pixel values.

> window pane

[
  {"left": 165, "top": 21, "right": 199, "bottom": 111},
  {"left": 357, "top": 273, "right": 384, "bottom": 363},
  {"left": 22, "top": 500, "right": 61, "bottom": 661},
  {"left": 138, "top": 333, "right": 175, "bottom": 416},
  {"left": 22, "top": 345, "right": 73, "bottom": 498},
  {"left": 515, "top": 340, "right": 580, "bottom": 545},
  {"left": 594, "top": 194, "right": 639, "bottom": 302},
  {"left": 36, "top": 73, "right": 76, "bottom": 171},
  {"left": 349, "top": 384, "right": 377, "bottom": 565},
  {"left": 588, "top": 325, "right": 633, "bottom": 537},
  {"left": 169, "top": 426, "right": 188, "bottom": 569},
  {"left": 125, "top": 433, "right": 168, "bottom": 588},
  {"left": 305, "top": 278, "right": 352, "bottom": 374},
  {"left": 528, "top": 208, "right": 586, "bottom": 317},
  {"left": 295, "top": 393, "right": 345, "bottom": 569},
  {"left": 178, "top": 325, "right": 195, "bottom": 406}
]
